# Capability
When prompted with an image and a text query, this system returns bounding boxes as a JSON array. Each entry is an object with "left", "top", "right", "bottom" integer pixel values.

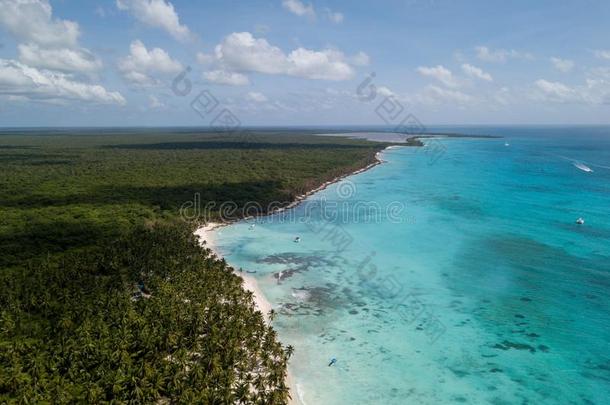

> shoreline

[
  {"left": 194, "top": 145, "right": 388, "bottom": 321},
  {"left": 265, "top": 148, "right": 388, "bottom": 217},
  {"left": 194, "top": 146, "right": 390, "bottom": 234},
  {"left": 194, "top": 145, "right": 395, "bottom": 405},
  {"left": 195, "top": 223, "right": 272, "bottom": 311}
]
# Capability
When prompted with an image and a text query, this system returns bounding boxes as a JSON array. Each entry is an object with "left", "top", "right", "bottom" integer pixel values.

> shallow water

[{"left": 212, "top": 127, "right": 610, "bottom": 404}]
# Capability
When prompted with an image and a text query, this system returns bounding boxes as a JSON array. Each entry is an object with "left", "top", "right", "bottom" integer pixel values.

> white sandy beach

[
  {"left": 266, "top": 147, "right": 389, "bottom": 217},
  {"left": 195, "top": 222, "right": 302, "bottom": 404},
  {"left": 195, "top": 223, "right": 271, "bottom": 318},
  {"left": 193, "top": 148, "right": 393, "bottom": 405}
]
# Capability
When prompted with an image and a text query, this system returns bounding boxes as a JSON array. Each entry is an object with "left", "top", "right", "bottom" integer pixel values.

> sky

[{"left": 1, "top": 0, "right": 610, "bottom": 127}]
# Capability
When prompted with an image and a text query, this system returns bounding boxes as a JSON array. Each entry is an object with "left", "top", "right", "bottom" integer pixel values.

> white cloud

[
  {"left": 0, "top": 0, "right": 79, "bottom": 47},
  {"left": 203, "top": 70, "right": 249, "bottom": 86},
  {"left": 148, "top": 94, "right": 164, "bottom": 108},
  {"left": 118, "top": 40, "right": 182, "bottom": 86},
  {"left": 246, "top": 91, "right": 268, "bottom": 102},
  {"left": 282, "top": 0, "right": 316, "bottom": 19},
  {"left": 116, "top": 0, "right": 191, "bottom": 41},
  {"left": 420, "top": 85, "right": 472, "bottom": 105},
  {"left": 18, "top": 43, "right": 102, "bottom": 73},
  {"left": 212, "top": 32, "right": 360, "bottom": 81},
  {"left": 287, "top": 48, "right": 354, "bottom": 80},
  {"left": 532, "top": 70, "right": 610, "bottom": 105},
  {"left": 475, "top": 46, "right": 533, "bottom": 63},
  {"left": 584, "top": 68, "right": 610, "bottom": 104},
  {"left": 461, "top": 63, "right": 493, "bottom": 81},
  {"left": 417, "top": 65, "right": 458, "bottom": 87},
  {"left": 397, "top": 84, "right": 474, "bottom": 107},
  {"left": 550, "top": 57, "right": 574, "bottom": 73},
  {"left": 351, "top": 51, "right": 370, "bottom": 67},
  {"left": 0, "top": 0, "right": 103, "bottom": 74},
  {"left": 325, "top": 8, "right": 344, "bottom": 24},
  {"left": 377, "top": 86, "right": 395, "bottom": 98},
  {"left": 0, "top": 58, "right": 125, "bottom": 105},
  {"left": 196, "top": 52, "right": 215, "bottom": 65},
  {"left": 0, "top": 2, "right": 119, "bottom": 106},
  {"left": 214, "top": 32, "right": 288, "bottom": 75},
  {"left": 533, "top": 79, "right": 577, "bottom": 102},
  {"left": 593, "top": 49, "right": 610, "bottom": 60}
]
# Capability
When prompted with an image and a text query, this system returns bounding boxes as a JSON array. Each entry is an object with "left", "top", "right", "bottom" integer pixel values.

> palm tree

[{"left": 285, "top": 345, "right": 294, "bottom": 359}]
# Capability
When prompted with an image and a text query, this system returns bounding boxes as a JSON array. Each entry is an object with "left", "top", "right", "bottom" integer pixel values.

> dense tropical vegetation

[{"left": 0, "top": 129, "right": 387, "bottom": 403}]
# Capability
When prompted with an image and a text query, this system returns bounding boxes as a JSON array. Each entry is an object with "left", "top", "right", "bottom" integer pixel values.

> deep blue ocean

[{"left": 211, "top": 127, "right": 610, "bottom": 404}]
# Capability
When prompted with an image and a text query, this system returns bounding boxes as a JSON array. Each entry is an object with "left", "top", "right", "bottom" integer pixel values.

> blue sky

[{"left": 1, "top": 0, "right": 610, "bottom": 126}]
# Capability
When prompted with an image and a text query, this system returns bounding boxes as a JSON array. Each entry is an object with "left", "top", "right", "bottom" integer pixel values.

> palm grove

[{"left": 0, "top": 130, "right": 386, "bottom": 403}]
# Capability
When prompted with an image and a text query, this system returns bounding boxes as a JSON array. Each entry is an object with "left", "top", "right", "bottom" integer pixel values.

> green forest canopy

[{"left": 0, "top": 130, "right": 388, "bottom": 403}]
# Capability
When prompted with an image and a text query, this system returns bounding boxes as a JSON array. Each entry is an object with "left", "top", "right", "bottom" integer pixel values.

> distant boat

[
  {"left": 505, "top": 142, "right": 510, "bottom": 146},
  {"left": 576, "top": 217, "right": 585, "bottom": 225},
  {"left": 294, "top": 236, "right": 301, "bottom": 243},
  {"left": 328, "top": 357, "right": 337, "bottom": 367},
  {"left": 573, "top": 162, "right": 593, "bottom": 173},
  {"left": 249, "top": 224, "right": 256, "bottom": 230}
]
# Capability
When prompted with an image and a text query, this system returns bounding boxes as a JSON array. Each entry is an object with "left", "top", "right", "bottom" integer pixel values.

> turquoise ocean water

[{"left": 211, "top": 127, "right": 610, "bottom": 404}]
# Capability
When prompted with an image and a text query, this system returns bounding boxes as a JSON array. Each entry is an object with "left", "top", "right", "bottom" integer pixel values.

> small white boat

[
  {"left": 504, "top": 142, "right": 510, "bottom": 146},
  {"left": 294, "top": 236, "right": 301, "bottom": 243},
  {"left": 573, "top": 162, "right": 593, "bottom": 173},
  {"left": 576, "top": 217, "right": 585, "bottom": 225}
]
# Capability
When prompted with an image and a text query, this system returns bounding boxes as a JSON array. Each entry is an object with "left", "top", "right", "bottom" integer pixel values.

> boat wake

[
  {"left": 551, "top": 154, "right": 606, "bottom": 172},
  {"left": 573, "top": 162, "right": 594, "bottom": 173}
]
